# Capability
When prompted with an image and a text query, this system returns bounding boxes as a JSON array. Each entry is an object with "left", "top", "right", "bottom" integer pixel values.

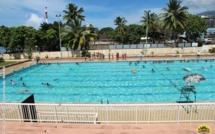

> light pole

[
  {"left": 145, "top": 11, "right": 149, "bottom": 56},
  {"left": 56, "top": 14, "right": 62, "bottom": 58}
]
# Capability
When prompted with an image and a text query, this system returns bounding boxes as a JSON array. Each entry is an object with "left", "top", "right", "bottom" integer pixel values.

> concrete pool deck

[
  {"left": 1, "top": 122, "right": 214, "bottom": 134},
  {"left": 1, "top": 54, "right": 215, "bottom": 74}
]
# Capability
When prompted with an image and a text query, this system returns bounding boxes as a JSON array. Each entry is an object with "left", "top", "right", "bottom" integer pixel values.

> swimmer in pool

[
  {"left": 22, "top": 83, "right": 27, "bottom": 87},
  {"left": 151, "top": 69, "right": 155, "bottom": 72}
]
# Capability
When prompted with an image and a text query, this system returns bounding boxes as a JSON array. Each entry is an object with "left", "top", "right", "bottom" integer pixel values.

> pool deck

[
  {"left": 1, "top": 122, "right": 214, "bottom": 134},
  {"left": 1, "top": 55, "right": 215, "bottom": 134},
  {"left": 1, "top": 54, "right": 215, "bottom": 74}
]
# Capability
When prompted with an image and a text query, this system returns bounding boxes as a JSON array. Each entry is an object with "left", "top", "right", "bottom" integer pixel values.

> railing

[
  {"left": 0, "top": 103, "right": 215, "bottom": 124},
  {"left": 109, "top": 43, "right": 198, "bottom": 49}
]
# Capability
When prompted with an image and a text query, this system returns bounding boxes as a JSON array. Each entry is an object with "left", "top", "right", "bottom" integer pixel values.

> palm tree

[
  {"left": 63, "top": 3, "right": 85, "bottom": 24},
  {"left": 114, "top": 16, "right": 127, "bottom": 44},
  {"left": 65, "top": 18, "right": 97, "bottom": 50},
  {"left": 162, "top": 0, "right": 188, "bottom": 43},
  {"left": 141, "top": 10, "right": 160, "bottom": 43},
  {"left": 63, "top": 3, "right": 97, "bottom": 51}
]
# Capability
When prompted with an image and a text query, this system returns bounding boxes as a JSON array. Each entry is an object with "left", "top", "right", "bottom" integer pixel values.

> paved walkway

[
  {"left": 1, "top": 54, "right": 215, "bottom": 74},
  {"left": 1, "top": 122, "right": 214, "bottom": 134}
]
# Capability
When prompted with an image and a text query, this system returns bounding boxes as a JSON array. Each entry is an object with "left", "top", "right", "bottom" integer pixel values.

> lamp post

[
  {"left": 56, "top": 14, "right": 62, "bottom": 58},
  {"left": 145, "top": 11, "right": 149, "bottom": 56}
]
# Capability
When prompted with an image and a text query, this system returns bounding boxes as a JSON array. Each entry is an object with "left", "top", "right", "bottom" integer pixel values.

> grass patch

[{"left": 0, "top": 61, "right": 17, "bottom": 66}]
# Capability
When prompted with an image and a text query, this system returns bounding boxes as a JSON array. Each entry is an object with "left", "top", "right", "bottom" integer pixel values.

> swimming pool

[{"left": 1, "top": 60, "right": 215, "bottom": 103}]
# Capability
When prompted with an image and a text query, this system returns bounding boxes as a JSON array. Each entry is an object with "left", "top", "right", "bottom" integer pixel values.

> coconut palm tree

[
  {"left": 114, "top": 16, "right": 127, "bottom": 44},
  {"left": 162, "top": 0, "right": 188, "bottom": 43},
  {"left": 63, "top": 3, "right": 85, "bottom": 24},
  {"left": 65, "top": 18, "right": 97, "bottom": 50},
  {"left": 141, "top": 10, "right": 160, "bottom": 43},
  {"left": 63, "top": 3, "right": 97, "bottom": 51}
]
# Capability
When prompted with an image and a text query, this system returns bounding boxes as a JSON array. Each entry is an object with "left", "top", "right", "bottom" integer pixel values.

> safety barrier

[{"left": 0, "top": 103, "right": 215, "bottom": 124}]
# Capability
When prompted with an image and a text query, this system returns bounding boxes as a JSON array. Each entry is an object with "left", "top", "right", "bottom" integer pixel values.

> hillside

[{"left": 197, "top": 10, "right": 215, "bottom": 17}]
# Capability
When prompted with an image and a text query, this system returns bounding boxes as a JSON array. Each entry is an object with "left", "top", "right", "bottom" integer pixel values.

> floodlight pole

[
  {"left": 56, "top": 14, "right": 62, "bottom": 58},
  {"left": 145, "top": 12, "right": 149, "bottom": 56},
  {"left": 2, "top": 66, "right": 6, "bottom": 134}
]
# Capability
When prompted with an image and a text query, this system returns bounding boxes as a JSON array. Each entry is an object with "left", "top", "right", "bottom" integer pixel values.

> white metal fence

[{"left": 0, "top": 103, "right": 215, "bottom": 124}]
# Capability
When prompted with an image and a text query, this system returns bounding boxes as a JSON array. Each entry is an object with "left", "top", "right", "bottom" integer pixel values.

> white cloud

[
  {"left": 0, "top": 0, "right": 68, "bottom": 27},
  {"left": 182, "top": 0, "right": 215, "bottom": 14},
  {"left": 2, "top": 0, "right": 214, "bottom": 29},
  {"left": 25, "top": 14, "right": 43, "bottom": 29}
]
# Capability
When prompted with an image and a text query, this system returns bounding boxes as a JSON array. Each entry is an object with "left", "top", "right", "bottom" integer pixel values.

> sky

[{"left": 0, "top": 0, "right": 215, "bottom": 29}]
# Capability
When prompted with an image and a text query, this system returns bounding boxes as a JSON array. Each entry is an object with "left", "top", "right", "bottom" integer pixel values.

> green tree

[
  {"left": 63, "top": 3, "right": 85, "bottom": 24},
  {"left": 141, "top": 11, "right": 161, "bottom": 43},
  {"left": 185, "top": 14, "right": 207, "bottom": 42},
  {"left": 124, "top": 24, "right": 144, "bottom": 44},
  {"left": 114, "top": 16, "right": 127, "bottom": 44},
  {"left": 9, "top": 26, "right": 28, "bottom": 53},
  {"left": 99, "top": 27, "right": 114, "bottom": 36},
  {"left": 45, "top": 29, "right": 57, "bottom": 51},
  {"left": 99, "top": 27, "right": 114, "bottom": 39},
  {"left": 0, "top": 26, "right": 12, "bottom": 53},
  {"left": 162, "top": 0, "right": 188, "bottom": 42},
  {"left": 39, "top": 22, "right": 61, "bottom": 51},
  {"left": 24, "top": 27, "right": 37, "bottom": 58},
  {"left": 63, "top": 3, "right": 97, "bottom": 50}
]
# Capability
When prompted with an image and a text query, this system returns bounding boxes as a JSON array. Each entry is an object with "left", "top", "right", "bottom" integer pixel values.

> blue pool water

[{"left": 0, "top": 60, "right": 215, "bottom": 103}]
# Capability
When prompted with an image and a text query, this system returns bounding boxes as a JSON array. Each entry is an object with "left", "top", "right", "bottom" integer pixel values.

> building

[
  {"left": 201, "top": 15, "right": 215, "bottom": 39},
  {"left": 207, "top": 28, "right": 215, "bottom": 35},
  {"left": 201, "top": 15, "right": 215, "bottom": 28}
]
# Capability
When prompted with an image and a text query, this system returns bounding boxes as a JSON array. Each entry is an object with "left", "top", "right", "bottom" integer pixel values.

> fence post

[
  {"left": 135, "top": 106, "right": 137, "bottom": 124},
  {"left": 177, "top": 105, "right": 180, "bottom": 124},
  {"left": 66, "top": 106, "right": 69, "bottom": 123},
  {"left": 148, "top": 106, "right": 150, "bottom": 124},
  {"left": 106, "top": 105, "right": 109, "bottom": 124},
  {"left": 54, "top": 106, "right": 58, "bottom": 123},
  {"left": 189, "top": 105, "right": 193, "bottom": 123},
  {"left": 27, "top": 105, "right": 32, "bottom": 122}
]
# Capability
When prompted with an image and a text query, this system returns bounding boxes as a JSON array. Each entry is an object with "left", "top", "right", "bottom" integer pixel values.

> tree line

[{"left": 0, "top": 0, "right": 207, "bottom": 57}]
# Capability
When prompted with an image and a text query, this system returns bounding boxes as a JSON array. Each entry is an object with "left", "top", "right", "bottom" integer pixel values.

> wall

[{"left": 1, "top": 45, "right": 215, "bottom": 60}]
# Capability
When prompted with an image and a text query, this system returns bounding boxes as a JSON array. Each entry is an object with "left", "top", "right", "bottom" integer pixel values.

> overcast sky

[{"left": 0, "top": 0, "right": 215, "bottom": 29}]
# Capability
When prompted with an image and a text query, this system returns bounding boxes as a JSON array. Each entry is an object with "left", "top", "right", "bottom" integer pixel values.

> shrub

[
  {"left": 198, "top": 41, "right": 204, "bottom": 47},
  {"left": 14, "top": 55, "right": 21, "bottom": 59},
  {"left": 36, "top": 56, "right": 40, "bottom": 59},
  {"left": 209, "top": 47, "right": 215, "bottom": 53},
  {"left": 151, "top": 51, "right": 154, "bottom": 56},
  {"left": 176, "top": 50, "right": 180, "bottom": 54},
  {"left": 27, "top": 53, "right": 32, "bottom": 59},
  {"left": 141, "top": 51, "right": 144, "bottom": 55},
  {"left": 82, "top": 51, "right": 91, "bottom": 57}
]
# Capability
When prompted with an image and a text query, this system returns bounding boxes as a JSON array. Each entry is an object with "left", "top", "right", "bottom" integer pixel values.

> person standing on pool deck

[
  {"left": 116, "top": 53, "right": 119, "bottom": 60},
  {"left": 197, "top": 51, "right": 201, "bottom": 58}
]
